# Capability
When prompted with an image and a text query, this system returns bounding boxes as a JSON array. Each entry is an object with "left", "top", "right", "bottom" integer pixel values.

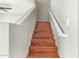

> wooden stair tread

[
  {"left": 33, "top": 33, "right": 53, "bottom": 39},
  {"left": 28, "top": 54, "right": 59, "bottom": 58},
  {"left": 29, "top": 46, "right": 57, "bottom": 52},
  {"left": 29, "top": 50, "right": 57, "bottom": 54},
  {"left": 31, "top": 39, "right": 55, "bottom": 42},
  {"left": 29, "top": 48, "right": 57, "bottom": 53},
  {"left": 34, "top": 28, "right": 52, "bottom": 33},
  {"left": 31, "top": 42, "right": 55, "bottom": 45}
]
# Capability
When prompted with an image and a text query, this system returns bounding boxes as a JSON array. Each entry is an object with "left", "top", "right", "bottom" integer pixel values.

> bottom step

[{"left": 28, "top": 54, "right": 59, "bottom": 58}]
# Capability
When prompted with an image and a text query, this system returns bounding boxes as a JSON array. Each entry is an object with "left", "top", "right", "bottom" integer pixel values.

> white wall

[
  {"left": 0, "top": 23, "right": 9, "bottom": 57},
  {"left": 78, "top": 1, "right": 79, "bottom": 57},
  {"left": 50, "top": 0, "right": 78, "bottom": 58},
  {"left": 9, "top": 8, "right": 36, "bottom": 58},
  {"left": 34, "top": 0, "right": 50, "bottom": 20}
]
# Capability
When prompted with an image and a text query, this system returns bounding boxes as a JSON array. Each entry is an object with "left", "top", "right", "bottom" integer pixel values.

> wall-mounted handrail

[{"left": 50, "top": 9, "right": 65, "bottom": 33}]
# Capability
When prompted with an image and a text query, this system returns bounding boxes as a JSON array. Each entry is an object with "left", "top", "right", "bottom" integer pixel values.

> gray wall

[
  {"left": 34, "top": 0, "right": 50, "bottom": 20},
  {"left": 50, "top": 0, "right": 78, "bottom": 58},
  {"left": 0, "top": 23, "right": 9, "bottom": 57},
  {"left": 9, "top": 9, "right": 36, "bottom": 58},
  {"left": 78, "top": 0, "right": 79, "bottom": 57}
]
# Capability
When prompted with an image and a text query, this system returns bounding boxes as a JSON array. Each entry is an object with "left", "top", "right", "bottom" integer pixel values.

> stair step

[
  {"left": 31, "top": 41, "right": 55, "bottom": 43},
  {"left": 34, "top": 30, "right": 52, "bottom": 34},
  {"left": 34, "top": 30, "right": 51, "bottom": 33},
  {"left": 31, "top": 43, "right": 56, "bottom": 47},
  {"left": 29, "top": 51, "right": 57, "bottom": 54},
  {"left": 29, "top": 48, "right": 57, "bottom": 54},
  {"left": 31, "top": 42, "right": 56, "bottom": 46},
  {"left": 31, "top": 40, "right": 55, "bottom": 45},
  {"left": 31, "top": 44, "right": 55, "bottom": 47},
  {"left": 31, "top": 39, "right": 55, "bottom": 46},
  {"left": 34, "top": 22, "right": 52, "bottom": 32},
  {"left": 31, "top": 42, "right": 55, "bottom": 44},
  {"left": 35, "top": 24, "right": 50, "bottom": 27},
  {"left": 32, "top": 38, "right": 54, "bottom": 42},
  {"left": 35, "top": 25, "right": 51, "bottom": 28},
  {"left": 35, "top": 25, "right": 50, "bottom": 28},
  {"left": 29, "top": 46, "right": 57, "bottom": 52},
  {"left": 35, "top": 28, "right": 51, "bottom": 32},
  {"left": 34, "top": 31, "right": 52, "bottom": 34},
  {"left": 33, "top": 33, "right": 53, "bottom": 39},
  {"left": 28, "top": 54, "right": 59, "bottom": 58}
]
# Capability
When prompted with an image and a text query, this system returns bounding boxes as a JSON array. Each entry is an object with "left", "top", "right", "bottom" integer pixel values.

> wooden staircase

[{"left": 27, "top": 21, "right": 59, "bottom": 58}]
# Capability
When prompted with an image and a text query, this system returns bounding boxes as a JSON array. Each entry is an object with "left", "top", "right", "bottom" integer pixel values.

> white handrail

[{"left": 49, "top": 10, "right": 67, "bottom": 38}]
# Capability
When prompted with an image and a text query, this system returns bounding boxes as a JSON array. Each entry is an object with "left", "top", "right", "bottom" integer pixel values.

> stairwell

[{"left": 27, "top": 21, "right": 59, "bottom": 58}]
